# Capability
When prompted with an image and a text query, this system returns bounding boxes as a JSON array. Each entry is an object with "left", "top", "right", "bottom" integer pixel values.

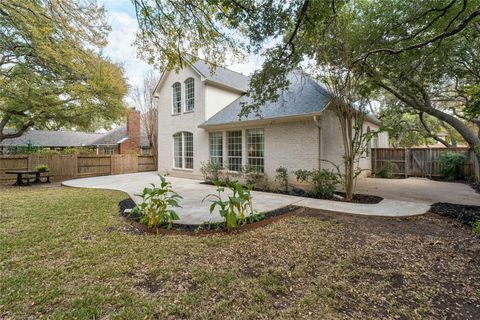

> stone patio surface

[{"left": 62, "top": 172, "right": 435, "bottom": 225}]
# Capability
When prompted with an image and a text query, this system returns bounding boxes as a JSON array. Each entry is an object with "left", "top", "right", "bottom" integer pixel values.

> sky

[{"left": 102, "top": 0, "right": 264, "bottom": 91}]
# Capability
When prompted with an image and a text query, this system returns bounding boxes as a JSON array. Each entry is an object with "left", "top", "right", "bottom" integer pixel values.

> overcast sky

[{"left": 102, "top": 0, "right": 263, "bottom": 91}]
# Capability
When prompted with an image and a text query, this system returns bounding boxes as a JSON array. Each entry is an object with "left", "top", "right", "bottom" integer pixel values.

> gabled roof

[
  {"left": 200, "top": 72, "right": 332, "bottom": 127},
  {"left": 90, "top": 124, "right": 150, "bottom": 147},
  {"left": 154, "top": 57, "right": 250, "bottom": 95},
  {"left": 0, "top": 129, "right": 102, "bottom": 147}
]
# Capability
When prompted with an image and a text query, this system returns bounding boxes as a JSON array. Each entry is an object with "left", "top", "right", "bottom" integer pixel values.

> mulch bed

[
  {"left": 119, "top": 198, "right": 303, "bottom": 235},
  {"left": 201, "top": 182, "right": 383, "bottom": 204},
  {"left": 430, "top": 202, "right": 480, "bottom": 228}
]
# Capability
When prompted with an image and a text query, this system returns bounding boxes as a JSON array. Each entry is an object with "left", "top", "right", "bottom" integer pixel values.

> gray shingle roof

[
  {"left": 201, "top": 72, "right": 332, "bottom": 127},
  {"left": 0, "top": 130, "right": 102, "bottom": 147},
  {"left": 190, "top": 59, "right": 250, "bottom": 92},
  {"left": 90, "top": 124, "right": 150, "bottom": 147}
]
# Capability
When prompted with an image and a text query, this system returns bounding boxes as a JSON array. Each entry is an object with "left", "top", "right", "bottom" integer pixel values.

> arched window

[
  {"left": 184, "top": 78, "right": 195, "bottom": 111},
  {"left": 172, "top": 82, "right": 181, "bottom": 114},
  {"left": 173, "top": 132, "right": 193, "bottom": 169}
]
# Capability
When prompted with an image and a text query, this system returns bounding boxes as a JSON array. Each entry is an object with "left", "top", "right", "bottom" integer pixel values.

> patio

[{"left": 62, "top": 172, "right": 431, "bottom": 224}]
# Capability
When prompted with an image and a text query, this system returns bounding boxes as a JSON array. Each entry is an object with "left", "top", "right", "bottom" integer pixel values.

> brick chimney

[{"left": 119, "top": 108, "right": 141, "bottom": 154}]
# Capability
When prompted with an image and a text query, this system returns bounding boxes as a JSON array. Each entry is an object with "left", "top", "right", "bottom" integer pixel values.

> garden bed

[
  {"left": 200, "top": 182, "right": 383, "bottom": 204},
  {"left": 430, "top": 202, "right": 480, "bottom": 229},
  {"left": 119, "top": 198, "right": 303, "bottom": 235}
]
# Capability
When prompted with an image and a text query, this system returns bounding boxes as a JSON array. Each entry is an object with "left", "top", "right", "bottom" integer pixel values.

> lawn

[{"left": 0, "top": 187, "right": 479, "bottom": 319}]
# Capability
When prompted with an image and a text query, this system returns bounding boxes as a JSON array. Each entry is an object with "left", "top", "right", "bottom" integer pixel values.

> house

[
  {"left": 0, "top": 110, "right": 153, "bottom": 155},
  {"left": 153, "top": 59, "right": 389, "bottom": 184}
]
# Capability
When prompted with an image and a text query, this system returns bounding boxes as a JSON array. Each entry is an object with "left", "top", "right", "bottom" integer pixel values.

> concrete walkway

[{"left": 63, "top": 172, "right": 432, "bottom": 225}]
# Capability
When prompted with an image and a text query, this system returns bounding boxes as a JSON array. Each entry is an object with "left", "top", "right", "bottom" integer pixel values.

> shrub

[
  {"left": 34, "top": 164, "right": 49, "bottom": 172},
  {"left": 293, "top": 169, "right": 339, "bottom": 197},
  {"left": 275, "top": 166, "right": 289, "bottom": 192},
  {"left": 200, "top": 161, "right": 224, "bottom": 183},
  {"left": 203, "top": 181, "right": 259, "bottom": 230},
  {"left": 473, "top": 220, "right": 480, "bottom": 233},
  {"left": 378, "top": 161, "right": 397, "bottom": 179},
  {"left": 32, "top": 148, "right": 61, "bottom": 156},
  {"left": 242, "top": 165, "right": 264, "bottom": 187},
  {"left": 133, "top": 175, "right": 182, "bottom": 228},
  {"left": 438, "top": 152, "right": 466, "bottom": 180},
  {"left": 62, "top": 147, "right": 96, "bottom": 155}
]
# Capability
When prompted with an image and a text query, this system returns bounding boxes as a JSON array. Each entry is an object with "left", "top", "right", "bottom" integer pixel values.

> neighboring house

[
  {"left": 0, "top": 110, "right": 153, "bottom": 155},
  {"left": 153, "top": 59, "right": 389, "bottom": 184}
]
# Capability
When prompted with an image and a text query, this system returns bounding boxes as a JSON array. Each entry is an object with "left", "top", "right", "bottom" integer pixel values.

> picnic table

[{"left": 5, "top": 170, "right": 51, "bottom": 186}]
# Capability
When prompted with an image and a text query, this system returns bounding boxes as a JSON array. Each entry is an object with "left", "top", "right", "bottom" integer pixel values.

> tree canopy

[{"left": 0, "top": 0, "right": 128, "bottom": 142}]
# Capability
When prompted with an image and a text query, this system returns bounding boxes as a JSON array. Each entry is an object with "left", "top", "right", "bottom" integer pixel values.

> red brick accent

[{"left": 119, "top": 109, "right": 140, "bottom": 154}]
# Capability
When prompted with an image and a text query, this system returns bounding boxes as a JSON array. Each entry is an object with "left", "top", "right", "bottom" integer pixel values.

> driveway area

[
  {"left": 63, "top": 172, "right": 431, "bottom": 224},
  {"left": 356, "top": 177, "right": 480, "bottom": 206}
]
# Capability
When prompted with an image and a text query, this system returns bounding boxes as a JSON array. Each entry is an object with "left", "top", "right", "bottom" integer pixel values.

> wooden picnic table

[{"left": 5, "top": 170, "right": 48, "bottom": 186}]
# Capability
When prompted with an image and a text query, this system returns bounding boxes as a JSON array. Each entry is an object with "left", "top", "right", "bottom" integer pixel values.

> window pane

[
  {"left": 209, "top": 132, "right": 223, "bottom": 165},
  {"left": 172, "top": 82, "right": 181, "bottom": 114},
  {"left": 227, "top": 131, "right": 242, "bottom": 171},
  {"left": 173, "top": 133, "right": 182, "bottom": 168},
  {"left": 184, "top": 132, "right": 193, "bottom": 169},
  {"left": 185, "top": 78, "right": 195, "bottom": 111},
  {"left": 247, "top": 128, "right": 264, "bottom": 173}
]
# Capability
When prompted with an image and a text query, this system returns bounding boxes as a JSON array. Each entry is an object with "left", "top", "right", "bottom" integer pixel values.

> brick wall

[{"left": 119, "top": 109, "right": 140, "bottom": 154}]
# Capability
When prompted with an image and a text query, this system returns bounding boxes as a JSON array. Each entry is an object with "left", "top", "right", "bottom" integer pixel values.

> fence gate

[{"left": 409, "top": 149, "right": 429, "bottom": 177}]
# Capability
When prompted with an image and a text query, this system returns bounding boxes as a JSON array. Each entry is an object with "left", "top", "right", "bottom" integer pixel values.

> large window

[
  {"left": 172, "top": 82, "right": 181, "bottom": 114},
  {"left": 209, "top": 132, "right": 223, "bottom": 165},
  {"left": 184, "top": 78, "right": 195, "bottom": 111},
  {"left": 173, "top": 132, "right": 193, "bottom": 169},
  {"left": 227, "top": 131, "right": 242, "bottom": 171},
  {"left": 247, "top": 128, "right": 264, "bottom": 173}
]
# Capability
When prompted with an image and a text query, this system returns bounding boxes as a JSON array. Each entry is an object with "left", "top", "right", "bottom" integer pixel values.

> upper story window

[
  {"left": 172, "top": 82, "right": 181, "bottom": 114},
  {"left": 184, "top": 78, "right": 195, "bottom": 112},
  {"left": 173, "top": 131, "right": 193, "bottom": 169}
]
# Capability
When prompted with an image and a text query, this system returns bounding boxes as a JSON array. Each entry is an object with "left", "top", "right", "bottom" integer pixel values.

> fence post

[
  {"left": 428, "top": 148, "right": 432, "bottom": 178},
  {"left": 404, "top": 149, "right": 409, "bottom": 178}
]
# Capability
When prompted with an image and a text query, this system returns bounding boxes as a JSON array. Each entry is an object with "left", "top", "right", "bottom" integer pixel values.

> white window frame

[
  {"left": 184, "top": 78, "right": 195, "bottom": 112},
  {"left": 104, "top": 146, "right": 114, "bottom": 155},
  {"left": 246, "top": 128, "right": 265, "bottom": 173},
  {"left": 172, "top": 82, "right": 181, "bottom": 114},
  {"left": 173, "top": 132, "right": 193, "bottom": 170},
  {"left": 227, "top": 130, "right": 242, "bottom": 172},
  {"left": 209, "top": 132, "right": 223, "bottom": 165}
]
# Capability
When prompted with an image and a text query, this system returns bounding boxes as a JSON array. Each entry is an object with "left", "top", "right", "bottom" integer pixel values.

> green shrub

[
  {"left": 203, "top": 181, "right": 259, "bottom": 230},
  {"left": 34, "top": 164, "right": 49, "bottom": 172},
  {"left": 242, "top": 165, "right": 264, "bottom": 187},
  {"left": 378, "top": 161, "right": 397, "bottom": 179},
  {"left": 275, "top": 166, "right": 289, "bottom": 192},
  {"left": 62, "top": 147, "right": 96, "bottom": 155},
  {"left": 293, "top": 169, "right": 339, "bottom": 197},
  {"left": 32, "top": 148, "right": 61, "bottom": 156},
  {"left": 438, "top": 152, "right": 466, "bottom": 180},
  {"left": 200, "top": 161, "right": 224, "bottom": 183},
  {"left": 133, "top": 175, "right": 182, "bottom": 228},
  {"left": 473, "top": 220, "right": 480, "bottom": 233}
]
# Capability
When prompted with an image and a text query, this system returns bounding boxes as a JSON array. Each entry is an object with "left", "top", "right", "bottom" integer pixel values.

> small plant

[
  {"left": 203, "top": 181, "right": 259, "bottom": 230},
  {"left": 275, "top": 166, "right": 289, "bottom": 192},
  {"left": 243, "top": 165, "right": 264, "bottom": 187},
  {"left": 378, "top": 161, "right": 397, "bottom": 179},
  {"left": 293, "top": 169, "right": 339, "bottom": 197},
  {"left": 200, "top": 161, "right": 224, "bottom": 183},
  {"left": 473, "top": 220, "right": 480, "bottom": 233},
  {"left": 133, "top": 175, "right": 182, "bottom": 228},
  {"left": 438, "top": 152, "right": 467, "bottom": 180},
  {"left": 34, "top": 164, "right": 49, "bottom": 172}
]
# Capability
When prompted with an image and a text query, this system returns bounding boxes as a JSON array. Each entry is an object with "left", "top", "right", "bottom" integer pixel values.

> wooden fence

[
  {"left": 371, "top": 147, "right": 479, "bottom": 179},
  {"left": 0, "top": 154, "right": 157, "bottom": 184}
]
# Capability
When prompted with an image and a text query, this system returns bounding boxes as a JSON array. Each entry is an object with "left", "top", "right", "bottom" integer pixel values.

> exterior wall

[
  {"left": 156, "top": 66, "right": 208, "bottom": 179},
  {"left": 204, "top": 84, "right": 242, "bottom": 120}
]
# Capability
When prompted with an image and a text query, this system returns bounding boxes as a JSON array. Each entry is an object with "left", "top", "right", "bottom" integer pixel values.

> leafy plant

[
  {"left": 32, "top": 149, "right": 61, "bottom": 156},
  {"left": 200, "top": 161, "right": 224, "bottom": 183},
  {"left": 62, "top": 147, "right": 96, "bottom": 155},
  {"left": 203, "top": 181, "right": 259, "bottom": 230},
  {"left": 242, "top": 165, "right": 264, "bottom": 187},
  {"left": 473, "top": 220, "right": 480, "bottom": 233},
  {"left": 293, "top": 169, "right": 339, "bottom": 197},
  {"left": 275, "top": 166, "right": 289, "bottom": 192},
  {"left": 133, "top": 175, "right": 182, "bottom": 228},
  {"left": 34, "top": 164, "right": 49, "bottom": 172},
  {"left": 378, "top": 161, "right": 397, "bottom": 179},
  {"left": 438, "top": 152, "right": 467, "bottom": 181}
]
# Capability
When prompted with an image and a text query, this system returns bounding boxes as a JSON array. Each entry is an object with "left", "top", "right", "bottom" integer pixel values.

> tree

[
  {"left": 0, "top": 0, "right": 128, "bottom": 142},
  {"left": 131, "top": 70, "right": 159, "bottom": 158},
  {"left": 133, "top": 0, "right": 480, "bottom": 177}
]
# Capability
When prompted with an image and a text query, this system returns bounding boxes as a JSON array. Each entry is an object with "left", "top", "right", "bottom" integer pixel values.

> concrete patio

[{"left": 62, "top": 172, "right": 434, "bottom": 225}]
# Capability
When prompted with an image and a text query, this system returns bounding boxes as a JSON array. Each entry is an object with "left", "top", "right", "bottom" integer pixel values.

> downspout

[{"left": 313, "top": 115, "right": 322, "bottom": 169}]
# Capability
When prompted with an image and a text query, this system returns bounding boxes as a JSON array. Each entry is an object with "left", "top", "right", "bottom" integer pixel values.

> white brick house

[{"left": 153, "top": 59, "right": 388, "bottom": 184}]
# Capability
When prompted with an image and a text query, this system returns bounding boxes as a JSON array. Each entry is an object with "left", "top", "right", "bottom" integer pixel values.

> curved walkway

[{"left": 63, "top": 172, "right": 431, "bottom": 225}]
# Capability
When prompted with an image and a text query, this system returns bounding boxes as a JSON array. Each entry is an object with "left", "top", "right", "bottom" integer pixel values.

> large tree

[
  {"left": 133, "top": 0, "right": 480, "bottom": 175},
  {"left": 0, "top": 0, "right": 128, "bottom": 142}
]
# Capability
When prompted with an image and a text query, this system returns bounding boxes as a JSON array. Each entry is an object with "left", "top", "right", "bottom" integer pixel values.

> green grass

[{"left": 0, "top": 187, "right": 478, "bottom": 319}]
